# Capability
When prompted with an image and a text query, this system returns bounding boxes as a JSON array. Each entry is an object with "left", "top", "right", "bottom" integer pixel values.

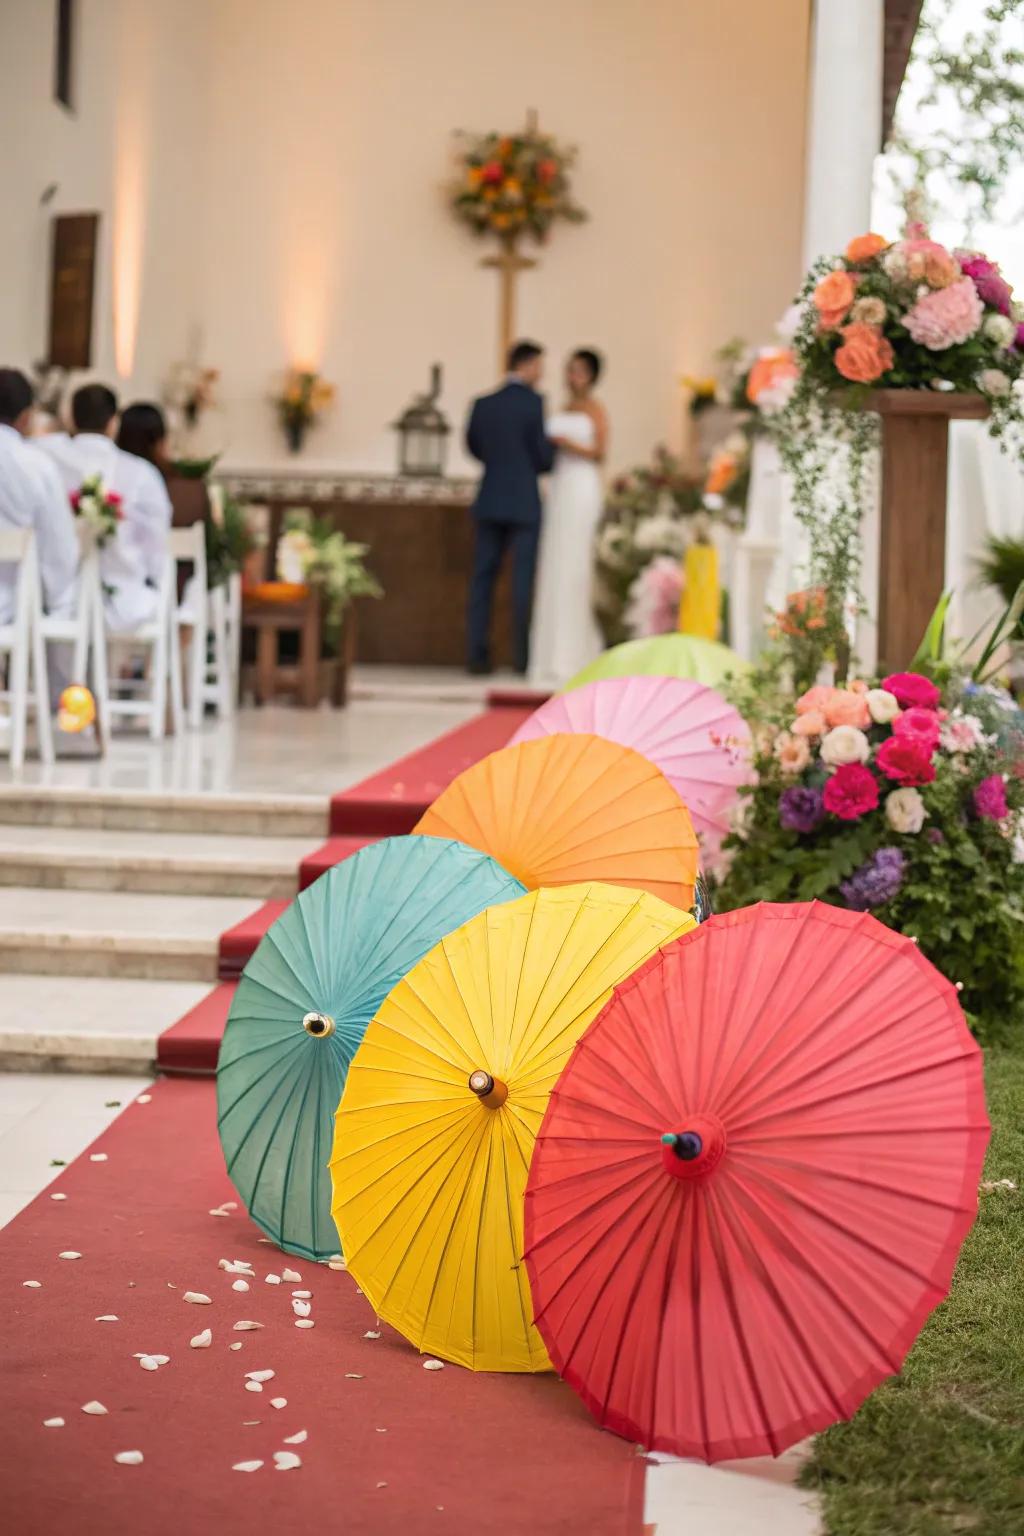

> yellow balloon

[
  {"left": 57, "top": 685, "right": 96, "bottom": 732},
  {"left": 331, "top": 883, "right": 694, "bottom": 1372}
]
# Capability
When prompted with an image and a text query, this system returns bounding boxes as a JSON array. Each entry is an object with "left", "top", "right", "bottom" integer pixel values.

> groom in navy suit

[{"left": 465, "top": 340, "right": 555, "bottom": 675}]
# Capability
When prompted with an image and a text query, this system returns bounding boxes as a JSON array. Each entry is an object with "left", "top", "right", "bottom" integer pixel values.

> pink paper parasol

[{"left": 510, "top": 676, "right": 751, "bottom": 866}]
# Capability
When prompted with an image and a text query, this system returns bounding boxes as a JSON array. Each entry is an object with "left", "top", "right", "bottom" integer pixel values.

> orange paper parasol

[{"left": 414, "top": 733, "right": 699, "bottom": 910}]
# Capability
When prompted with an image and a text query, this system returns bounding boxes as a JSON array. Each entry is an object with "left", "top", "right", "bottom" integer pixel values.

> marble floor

[{"left": 0, "top": 666, "right": 488, "bottom": 798}]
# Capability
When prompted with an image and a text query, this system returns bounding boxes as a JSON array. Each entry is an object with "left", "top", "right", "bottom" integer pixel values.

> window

[{"left": 54, "top": 0, "right": 75, "bottom": 111}]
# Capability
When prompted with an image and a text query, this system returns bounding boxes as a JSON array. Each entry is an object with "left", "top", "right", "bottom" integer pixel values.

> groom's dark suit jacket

[{"left": 465, "top": 381, "right": 555, "bottom": 524}]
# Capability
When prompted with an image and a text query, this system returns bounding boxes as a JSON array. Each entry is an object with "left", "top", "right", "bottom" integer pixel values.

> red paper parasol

[{"left": 523, "top": 902, "right": 989, "bottom": 1462}]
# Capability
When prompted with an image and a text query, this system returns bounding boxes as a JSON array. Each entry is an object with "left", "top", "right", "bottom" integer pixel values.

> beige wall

[{"left": 1, "top": 0, "right": 810, "bottom": 473}]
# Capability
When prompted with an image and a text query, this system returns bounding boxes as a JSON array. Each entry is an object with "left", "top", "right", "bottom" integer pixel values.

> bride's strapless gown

[{"left": 529, "top": 411, "right": 604, "bottom": 687}]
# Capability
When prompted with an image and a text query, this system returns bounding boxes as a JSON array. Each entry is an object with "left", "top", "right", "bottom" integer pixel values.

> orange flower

[
  {"left": 845, "top": 232, "right": 888, "bottom": 264},
  {"left": 777, "top": 587, "right": 827, "bottom": 635},
  {"left": 813, "top": 270, "right": 858, "bottom": 330},
  {"left": 491, "top": 211, "right": 512, "bottom": 231},
  {"left": 824, "top": 689, "right": 871, "bottom": 729},
  {"left": 746, "top": 349, "right": 798, "bottom": 404},
  {"left": 466, "top": 166, "right": 484, "bottom": 190},
  {"left": 704, "top": 450, "right": 738, "bottom": 496},
  {"left": 834, "top": 322, "right": 894, "bottom": 384},
  {"left": 792, "top": 709, "right": 827, "bottom": 738}
]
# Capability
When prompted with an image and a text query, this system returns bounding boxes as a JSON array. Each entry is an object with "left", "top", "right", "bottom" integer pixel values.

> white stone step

[
  {"left": 0, "top": 785, "right": 326, "bottom": 837},
  {"left": 0, "top": 975, "right": 209, "bottom": 1073},
  {"left": 0, "top": 824, "right": 308, "bottom": 897},
  {"left": 0, "top": 887, "right": 256, "bottom": 981}
]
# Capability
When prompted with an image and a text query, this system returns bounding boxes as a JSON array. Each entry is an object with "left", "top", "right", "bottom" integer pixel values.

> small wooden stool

[{"left": 242, "top": 584, "right": 323, "bottom": 707}]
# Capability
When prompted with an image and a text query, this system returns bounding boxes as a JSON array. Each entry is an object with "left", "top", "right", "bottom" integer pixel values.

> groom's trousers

[{"left": 466, "top": 518, "right": 540, "bottom": 674}]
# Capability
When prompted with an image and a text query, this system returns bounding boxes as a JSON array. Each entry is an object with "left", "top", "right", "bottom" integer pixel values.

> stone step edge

[
  {"left": 0, "top": 847, "right": 300, "bottom": 878},
  {"left": 0, "top": 931, "right": 216, "bottom": 956}
]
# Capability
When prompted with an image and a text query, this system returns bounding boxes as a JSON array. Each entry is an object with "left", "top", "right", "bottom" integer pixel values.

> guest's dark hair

[
  {"left": 117, "top": 402, "right": 168, "bottom": 464},
  {"left": 0, "top": 369, "right": 33, "bottom": 425},
  {"left": 71, "top": 383, "right": 118, "bottom": 434},
  {"left": 507, "top": 340, "right": 544, "bottom": 371},
  {"left": 572, "top": 348, "right": 603, "bottom": 384}
]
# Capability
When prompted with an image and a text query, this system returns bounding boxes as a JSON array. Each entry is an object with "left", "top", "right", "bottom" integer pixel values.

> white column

[{"left": 802, "top": 0, "right": 885, "bottom": 267}]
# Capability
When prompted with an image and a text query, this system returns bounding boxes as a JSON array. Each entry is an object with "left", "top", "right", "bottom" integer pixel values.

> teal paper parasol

[{"left": 216, "top": 836, "right": 525, "bottom": 1260}]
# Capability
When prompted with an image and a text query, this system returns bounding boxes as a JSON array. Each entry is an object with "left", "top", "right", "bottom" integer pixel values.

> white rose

[
  {"left": 983, "top": 313, "right": 1016, "bottom": 348},
  {"left": 979, "top": 368, "right": 1010, "bottom": 397},
  {"left": 820, "top": 725, "right": 870, "bottom": 766},
  {"left": 885, "top": 787, "right": 927, "bottom": 835},
  {"left": 866, "top": 688, "right": 900, "bottom": 724}
]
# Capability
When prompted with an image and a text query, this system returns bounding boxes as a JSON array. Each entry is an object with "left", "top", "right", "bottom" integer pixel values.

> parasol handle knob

[
  {"left": 660, "top": 1117, "right": 726, "bottom": 1181},
  {"left": 468, "top": 1070, "right": 508, "bottom": 1109},
  {"left": 302, "top": 1011, "right": 336, "bottom": 1038}
]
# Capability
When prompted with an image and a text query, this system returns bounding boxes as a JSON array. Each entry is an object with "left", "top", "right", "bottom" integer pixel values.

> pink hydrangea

[
  {"left": 904, "top": 277, "right": 984, "bottom": 350},
  {"left": 956, "top": 251, "right": 1014, "bottom": 316},
  {"left": 973, "top": 774, "right": 1008, "bottom": 821}
]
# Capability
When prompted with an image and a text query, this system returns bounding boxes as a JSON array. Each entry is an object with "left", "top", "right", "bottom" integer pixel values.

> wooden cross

[{"left": 481, "top": 109, "right": 540, "bottom": 375}]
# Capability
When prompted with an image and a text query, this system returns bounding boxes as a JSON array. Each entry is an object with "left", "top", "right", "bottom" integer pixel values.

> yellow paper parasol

[
  {"left": 330, "top": 882, "right": 695, "bottom": 1372},
  {"left": 414, "top": 733, "right": 699, "bottom": 910}
]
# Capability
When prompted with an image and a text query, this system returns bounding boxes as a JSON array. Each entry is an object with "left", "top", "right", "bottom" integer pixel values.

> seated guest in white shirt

[
  {"left": 0, "top": 368, "right": 78, "bottom": 625},
  {"left": 38, "top": 383, "right": 172, "bottom": 632}
]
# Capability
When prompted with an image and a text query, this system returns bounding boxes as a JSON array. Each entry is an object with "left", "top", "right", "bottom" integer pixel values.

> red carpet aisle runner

[
  {"left": 156, "top": 705, "right": 536, "bottom": 1074},
  {"left": 2, "top": 1078, "right": 644, "bottom": 1536},
  {"left": 328, "top": 704, "right": 534, "bottom": 835}
]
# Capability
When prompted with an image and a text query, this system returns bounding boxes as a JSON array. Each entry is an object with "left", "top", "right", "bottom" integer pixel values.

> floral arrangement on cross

[
  {"left": 70, "top": 475, "right": 123, "bottom": 548},
  {"left": 450, "top": 115, "right": 586, "bottom": 369}
]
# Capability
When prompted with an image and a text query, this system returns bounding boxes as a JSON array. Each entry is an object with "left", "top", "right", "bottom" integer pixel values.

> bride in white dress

[{"left": 529, "top": 349, "right": 608, "bottom": 687}]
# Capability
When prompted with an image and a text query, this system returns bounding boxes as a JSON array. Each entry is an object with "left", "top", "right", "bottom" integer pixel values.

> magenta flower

[
  {"left": 957, "top": 251, "right": 1014, "bottom": 316},
  {"left": 973, "top": 774, "right": 1008, "bottom": 821}
]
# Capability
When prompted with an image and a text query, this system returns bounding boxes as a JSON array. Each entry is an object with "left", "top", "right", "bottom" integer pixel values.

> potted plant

[{"left": 277, "top": 510, "right": 382, "bottom": 702}]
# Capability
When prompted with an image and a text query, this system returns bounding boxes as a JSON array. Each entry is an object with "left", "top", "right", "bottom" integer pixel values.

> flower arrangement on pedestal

[
  {"left": 70, "top": 475, "right": 123, "bottom": 547},
  {"left": 718, "top": 619, "right": 1024, "bottom": 1041},
  {"left": 450, "top": 128, "right": 585, "bottom": 242},
  {"left": 779, "top": 227, "right": 1024, "bottom": 665},
  {"left": 276, "top": 371, "right": 335, "bottom": 454},
  {"left": 592, "top": 446, "right": 702, "bottom": 644},
  {"left": 277, "top": 510, "right": 381, "bottom": 652}
]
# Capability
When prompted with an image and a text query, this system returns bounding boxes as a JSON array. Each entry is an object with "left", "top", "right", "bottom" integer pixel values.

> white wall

[{"left": 1, "top": 0, "right": 810, "bottom": 472}]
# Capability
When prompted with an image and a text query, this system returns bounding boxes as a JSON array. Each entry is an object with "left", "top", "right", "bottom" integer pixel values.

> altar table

[{"left": 219, "top": 470, "right": 514, "bottom": 668}]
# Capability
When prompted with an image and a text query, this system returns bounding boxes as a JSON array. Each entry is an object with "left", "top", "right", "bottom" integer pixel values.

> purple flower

[
  {"left": 840, "top": 847, "right": 906, "bottom": 911},
  {"left": 925, "top": 827, "right": 945, "bottom": 846},
  {"left": 973, "top": 773, "right": 1009, "bottom": 821},
  {"left": 779, "top": 785, "right": 825, "bottom": 834},
  {"left": 1016, "top": 322, "right": 1024, "bottom": 351}
]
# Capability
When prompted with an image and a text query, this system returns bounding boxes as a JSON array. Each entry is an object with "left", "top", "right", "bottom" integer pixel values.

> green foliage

[
  {"left": 885, "top": 0, "right": 1024, "bottom": 229},
  {"left": 171, "top": 454, "right": 220, "bottom": 481},
  {"left": 978, "top": 536, "right": 1024, "bottom": 639},
  {"left": 280, "top": 509, "right": 382, "bottom": 650},
  {"left": 803, "top": 1047, "right": 1024, "bottom": 1535},
  {"left": 205, "top": 492, "right": 253, "bottom": 590}
]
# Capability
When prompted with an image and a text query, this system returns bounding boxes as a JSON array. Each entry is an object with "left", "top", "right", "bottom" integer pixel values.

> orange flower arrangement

[
  {"left": 845, "top": 232, "right": 888, "bottom": 264},
  {"left": 833, "top": 323, "right": 895, "bottom": 384},
  {"left": 704, "top": 448, "right": 740, "bottom": 497},
  {"left": 812, "top": 270, "right": 859, "bottom": 330},
  {"left": 775, "top": 587, "right": 827, "bottom": 637},
  {"left": 451, "top": 127, "right": 585, "bottom": 241}
]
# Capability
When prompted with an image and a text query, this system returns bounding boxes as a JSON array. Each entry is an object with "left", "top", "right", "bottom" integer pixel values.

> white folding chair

[
  {"left": 0, "top": 530, "right": 54, "bottom": 768},
  {"left": 170, "top": 525, "right": 209, "bottom": 730},
  {"left": 40, "top": 527, "right": 111, "bottom": 746},
  {"left": 106, "top": 557, "right": 180, "bottom": 741}
]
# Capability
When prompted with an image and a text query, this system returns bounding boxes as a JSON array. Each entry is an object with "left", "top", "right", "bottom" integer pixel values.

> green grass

[{"left": 802, "top": 1049, "right": 1024, "bottom": 1536}]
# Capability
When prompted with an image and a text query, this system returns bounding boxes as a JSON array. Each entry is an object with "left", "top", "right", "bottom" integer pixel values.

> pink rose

[
  {"left": 823, "top": 689, "right": 871, "bottom": 729},
  {"left": 881, "top": 672, "right": 941, "bottom": 711},
  {"left": 904, "top": 277, "right": 984, "bottom": 350},
  {"left": 893, "top": 707, "right": 941, "bottom": 750},
  {"left": 876, "top": 735, "right": 937, "bottom": 787},
  {"left": 795, "top": 685, "right": 835, "bottom": 716},
  {"left": 792, "top": 710, "right": 827, "bottom": 738},
  {"left": 822, "top": 764, "right": 880, "bottom": 821}
]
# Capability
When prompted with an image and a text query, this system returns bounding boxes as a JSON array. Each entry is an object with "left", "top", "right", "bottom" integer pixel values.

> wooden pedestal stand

[{"left": 870, "top": 390, "right": 990, "bottom": 670}]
